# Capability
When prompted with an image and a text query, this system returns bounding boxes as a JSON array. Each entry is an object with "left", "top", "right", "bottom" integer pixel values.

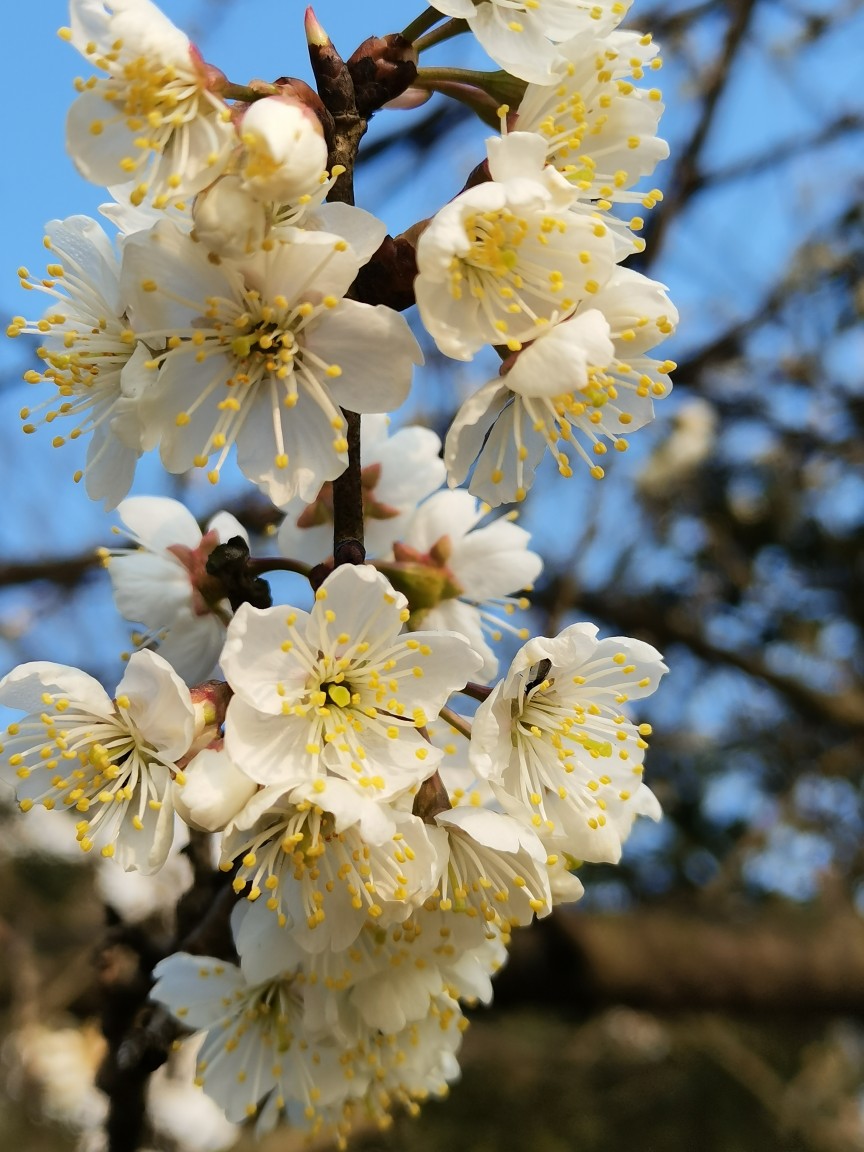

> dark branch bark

[{"left": 495, "top": 906, "right": 864, "bottom": 1016}]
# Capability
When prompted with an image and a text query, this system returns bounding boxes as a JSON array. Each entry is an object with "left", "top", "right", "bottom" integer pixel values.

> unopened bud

[
  {"left": 173, "top": 743, "right": 257, "bottom": 833},
  {"left": 374, "top": 556, "right": 462, "bottom": 613},
  {"left": 238, "top": 96, "right": 328, "bottom": 203},
  {"left": 190, "top": 680, "right": 232, "bottom": 734},
  {"left": 347, "top": 34, "right": 418, "bottom": 118}
]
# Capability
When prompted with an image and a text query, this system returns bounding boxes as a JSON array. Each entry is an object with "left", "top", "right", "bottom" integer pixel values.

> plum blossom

[
  {"left": 223, "top": 779, "right": 443, "bottom": 955},
  {"left": 471, "top": 623, "right": 667, "bottom": 862},
  {"left": 0, "top": 650, "right": 198, "bottom": 872},
  {"left": 104, "top": 495, "right": 248, "bottom": 683},
  {"left": 379, "top": 488, "right": 543, "bottom": 680},
  {"left": 121, "top": 220, "right": 422, "bottom": 504},
  {"left": 514, "top": 20, "right": 668, "bottom": 248},
  {"left": 221, "top": 564, "right": 483, "bottom": 793},
  {"left": 8, "top": 215, "right": 151, "bottom": 509},
  {"left": 62, "top": 0, "right": 235, "bottom": 207},
  {"left": 445, "top": 268, "right": 677, "bottom": 504},
  {"left": 431, "top": 806, "right": 552, "bottom": 925},
  {"left": 150, "top": 949, "right": 371, "bottom": 1131},
  {"left": 150, "top": 922, "right": 475, "bottom": 1138},
  {"left": 415, "top": 132, "right": 617, "bottom": 361}
]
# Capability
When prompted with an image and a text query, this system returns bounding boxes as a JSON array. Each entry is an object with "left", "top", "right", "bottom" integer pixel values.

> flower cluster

[{"left": 3, "top": 0, "right": 675, "bottom": 1143}]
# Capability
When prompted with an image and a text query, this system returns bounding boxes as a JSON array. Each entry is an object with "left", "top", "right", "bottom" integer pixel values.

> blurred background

[{"left": 1, "top": 0, "right": 864, "bottom": 1149}]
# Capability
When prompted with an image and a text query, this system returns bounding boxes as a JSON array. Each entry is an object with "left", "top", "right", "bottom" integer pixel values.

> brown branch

[
  {"left": 308, "top": 20, "right": 367, "bottom": 566},
  {"left": 495, "top": 906, "right": 864, "bottom": 1016}
]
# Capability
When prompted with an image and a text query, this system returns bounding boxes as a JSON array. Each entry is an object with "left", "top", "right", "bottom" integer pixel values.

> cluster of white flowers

[{"left": 2, "top": 0, "right": 675, "bottom": 1144}]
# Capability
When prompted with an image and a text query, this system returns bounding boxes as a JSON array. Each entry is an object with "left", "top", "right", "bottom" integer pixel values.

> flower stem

[
  {"left": 414, "top": 18, "right": 469, "bottom": 54},
  {"left": 439, "top": 705, "right": 473, "bottom": 739},
  {"left": 402, "top": 7, "right": 445, "bottom": 43},
  {"left": 219, "top": 80, "right": 278, "bottom": 102},
  {"left": 245, "top": 557, "right": 312, "bottom": 579},
  {"left": 458, "top": 681, "right": 493, "bottom": 703},
  {"left": 415, "top": 66, "right": 502, "bottom": 87}
]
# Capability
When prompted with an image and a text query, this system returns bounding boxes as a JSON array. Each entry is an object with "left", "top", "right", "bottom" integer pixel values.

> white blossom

[
  {"left": 150, "top": 950, "right": 371, "bottom": 1131},
  {"left": 151, "top": 905, "right": 499, "bottom": 1138},
  {"left": 9, "top": 215, "right": 151, "bottom": 509},
  {"left": 0, "top": 650, "right": 196, "bottom": 872},
  {"left": 514, "top": 21, "right": 668, "bottom": 248},
  {"left": 382, "top": 488, "right": 543, "bottom": 680},
  {"left": 415, "top": 132, "right": 617, "bottom": 361},
  {"left": 121, "top": 220, "right": 421, "bottom": 504},
  {"left": 431, "top": 805, "right": 552, "bottom": 925},
  {"left": 445, "top": 268, "right": 677, "bottom": 504},
  {"left": 221, "top": 564, "right": 484, "bottom": 794},
  {"left": 62, "top": 0, "right": 235, "bottom": 207},
  {"left": 471, "top": 623, "right": 667, "bottom": 862},
  {"left": 224, "top": 780, "right": 443, "bottom": 955},
  {"left": 104, "top": 494, "right": 247, "bottom": 683}
]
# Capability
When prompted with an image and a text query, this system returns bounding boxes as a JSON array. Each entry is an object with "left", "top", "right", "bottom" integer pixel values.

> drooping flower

[
  {"left": 103, "top": 494, "right": 248, "bottom": 683},
  {"left": 471, "top": 623, "right": 667, "bottom": 862},
  {"left": 150, "top": 949, "right": 371, "bottom": 1131},
  {"left": 121, "top": 220, "right": 422, "bottom": 504},
  {"left": 223, "top": 778, "right": 443, "bottom": 954},
  {"left": 0, "top": 650, "right": 198, "bottom": 872},
  {"left": 61, "top": 0, "right": 235, "bottom": 208},
  {"left": 428, "top": 0, "right": 632, "bottom": 85},
  {"left": 378, "top": 488, "right": 543, "bottom": 680},
  {"left": 277, "top": 415, "right": 446, "bottom": 564},
  {"left": 151, "top": 925, "right": 475, "bottom": 1139},
  {"left": 8, "top": 215, "right": 151, "bottom": 509},
  {"left": 414, "top": 132, "right": 617, "bottom": 361},
  {"left": 430, "top": 805, "right": 552, "bottom": 926},
  {"left": 445, "top": 267, "right": 677, "bottom": 504},
  {"left": 513, "top": 21, "right": 668, "bottom": 248}
]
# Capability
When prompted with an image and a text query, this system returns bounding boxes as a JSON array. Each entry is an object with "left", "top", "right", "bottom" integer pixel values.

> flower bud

[
  {"left": 347, "top": 34, "right": 418, "bottom": 117},
  {"left": 173, "top": 743, "right": 257, "bottom": 833},
  {"left": 375, "top": 552, "right": 463, "bottom": 614},
  {"left": 238, "top": 97, "right": 328, "bottom": 203}
]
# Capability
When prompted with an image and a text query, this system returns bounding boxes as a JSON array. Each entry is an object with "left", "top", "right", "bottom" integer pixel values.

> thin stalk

[
  {"left": 219, "top": 80, "right": 278, "bottom": 102},
  {"left": 414, "top": 18, "right": 469, "bottom": 54},
  {"left": 415, "top": 66, "right": 504, "bottom": 87},
  {"left": 458, "top": 681, "right": 493, "bottom": 703},
  {"left": 439, "top": 706, "right": 473, "bottom": 739},
  {"left": 402, "top": 7, "right": 445, "bottom": 42},
  {"left": 245, "top": 557, "right": 312, "bottom": 579}
]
